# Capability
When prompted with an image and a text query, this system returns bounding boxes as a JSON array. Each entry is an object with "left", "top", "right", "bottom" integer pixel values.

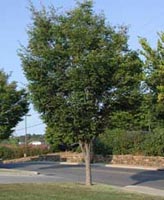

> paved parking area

[{"left": 0, "top": 161, "right": 164, "bottom": 191}]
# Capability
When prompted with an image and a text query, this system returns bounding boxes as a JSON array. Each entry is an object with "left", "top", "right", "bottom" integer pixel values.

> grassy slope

[{"left": 0, "top": 183, "right": 163, "bottom": 200}]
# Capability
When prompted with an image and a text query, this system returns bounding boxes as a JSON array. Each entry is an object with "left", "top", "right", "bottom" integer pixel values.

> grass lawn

[{"left": 0, "top": 183, "right": 163, "bottom": 200}]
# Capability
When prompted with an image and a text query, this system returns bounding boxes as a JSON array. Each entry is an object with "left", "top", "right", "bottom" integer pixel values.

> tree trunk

[{"left": 79, "top": 141, "right": 92, "bottom": 186}]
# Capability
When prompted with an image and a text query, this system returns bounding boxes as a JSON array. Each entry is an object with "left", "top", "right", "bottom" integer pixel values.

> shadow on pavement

[
  {"left": 131, "top": 170, "right": 164, "bottom": 186},
  {"left": 1, "top": 161, "right": 164, "bottom": 188},
  {"left": 0, "top": 161, "right": 84, "bottom": 171}
]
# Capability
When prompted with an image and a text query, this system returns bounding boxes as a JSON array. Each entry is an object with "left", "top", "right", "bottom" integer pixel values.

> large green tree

[
  {"left": 19, "top": 1, "right": 142, "bottom": 185},
  {"left": 0, "top": 70, "right": 29, "bottom": 140}
]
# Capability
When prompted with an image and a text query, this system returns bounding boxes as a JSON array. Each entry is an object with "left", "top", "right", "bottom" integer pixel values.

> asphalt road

[{"left": 0, "top": 161, "right": 164, "bottom": 190}]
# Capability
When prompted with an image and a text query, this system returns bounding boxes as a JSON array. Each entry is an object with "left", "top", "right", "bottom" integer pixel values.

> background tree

[
  {"left": 140, "top": 33, "right": 164, "bottom": 130},
  {"left": 0, "top": 70, "right": 29, "bottom": 140},
  {"left": 19, "top": 1, "right": 142, "bottom": 185}
]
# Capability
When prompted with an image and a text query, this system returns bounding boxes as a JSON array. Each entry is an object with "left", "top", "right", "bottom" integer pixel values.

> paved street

[{"left": 0, "top": 161, "right": 164, "bottom": 190}]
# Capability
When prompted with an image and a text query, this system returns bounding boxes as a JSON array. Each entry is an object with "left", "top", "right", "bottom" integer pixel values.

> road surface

[{"left": 0, "top": 161, "right": 163, "bottom": 190}]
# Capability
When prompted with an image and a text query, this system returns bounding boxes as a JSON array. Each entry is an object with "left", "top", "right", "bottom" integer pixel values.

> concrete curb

[
  {"left": 105, "top": 164, "right": 161, "bottom": 171},
  {"left": 57, "top": 162, "right": 164, "bottom": 171},
  {"left": 0, "top": 169, "right": 39, "bottom": 176},
  {"left": 60, "top": 162, "right": 82, "bottom": 165}
]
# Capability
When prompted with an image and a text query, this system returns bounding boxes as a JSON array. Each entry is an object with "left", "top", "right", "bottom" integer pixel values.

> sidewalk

[{"left": 124, "top": 185, "right": 164, "bottom": 197}]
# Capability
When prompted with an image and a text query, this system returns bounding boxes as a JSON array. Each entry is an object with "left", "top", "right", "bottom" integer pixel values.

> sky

[{"left": 0, "top": 0, "right": 164, "bottom": 136}]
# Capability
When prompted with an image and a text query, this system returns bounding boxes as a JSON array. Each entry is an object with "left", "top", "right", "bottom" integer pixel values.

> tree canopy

[
  {"left": 0, "top": 70, "right": 29, "bottom": 140},
  {"left": 140, "top": 33, "right": 164, "bottom": 129},
  {"left": 19, "top": 0, "right": 142, "bottom": 185}
]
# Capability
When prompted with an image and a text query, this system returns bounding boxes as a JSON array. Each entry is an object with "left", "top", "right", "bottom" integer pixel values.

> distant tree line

[{"left": 0, "top": 134, "right": 45, "bottom": 145}]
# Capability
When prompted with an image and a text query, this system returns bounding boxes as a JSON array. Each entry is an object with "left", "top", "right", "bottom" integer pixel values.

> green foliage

[
  {"left": 27, "top": 145, "right": 50, "bottom": 156},
  {"left": 0, "top": 70, "right": 29, "bottom": 140},
  {"left": 19, "top": 1, "right": 143, "bottom": 185},
  {"left": 94, "top": 128, "right": 164, "bottom": 156},
  {"left": 0, "top": 146, "right": 15, "bottom": 160},
  {"left": 109, "top": 130, "right": 146, "bottom": 155},
  {"left": 94, "top": 129, "right": 146, "bottom": 155},
  {"left": 141, "top": 128, "right": 164, "bottom": 156},
  {"left": 45, "top": 126, "right": 74, "bottom": 152},
  {"left": 19, "top": 1, "right": 142, "bottom": 146},
  {"left": 109, "top": 112, "right": 140, "bottom": 130},
  {"left": 93, "top": 138, "right": 112, "bottom": 156},
  {"left": 0, "top": 137, "right": 19, "bottom": 146},
  {"left": 140, "top": 33, "right": 164, "bottom": 130},
  {"left": 0, "top": 145, "right": 50, "bottom": 160}
]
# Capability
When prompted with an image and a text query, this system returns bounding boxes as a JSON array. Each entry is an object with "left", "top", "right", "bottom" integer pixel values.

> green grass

[{"left": 0, "top": 183, "right": 163, "bottom": 200}]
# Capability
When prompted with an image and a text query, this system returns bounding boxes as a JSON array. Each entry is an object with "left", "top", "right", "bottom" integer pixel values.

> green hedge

[
  {"left": 0, "top": 145, "right": 51, "bottom": 160},
  {"left": 141, "top": 128, "right": 164, "bottom": 156},
  {"left": 0, "top": 146, "right": 15, "bottom": 160},
  {"left": 93, "top": 128, "right": 164, "bottom": 156}
]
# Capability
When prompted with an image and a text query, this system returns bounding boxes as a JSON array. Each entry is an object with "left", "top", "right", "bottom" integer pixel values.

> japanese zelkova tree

[
  {"left": 0, "top": 70, "right": 29, "bottom": 140},
  {"left": 19, "top": 1, "right": 142, "bottom": 185}
]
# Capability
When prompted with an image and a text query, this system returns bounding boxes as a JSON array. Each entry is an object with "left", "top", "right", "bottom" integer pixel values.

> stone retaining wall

[
  {"left": 39, "top": 153, "right": 164, "bottom": 168},
  {"left": 2, "top": 152, "right": 164, "bottom": 168},
  {"left": 2, "top": 156, "right": 39, "bottom": 164},
  {"left": 39, "top": 152, "right": 84, "bottom": 163},
  {"left": 94, "top": 154, "right": 164, "bottom": 168},
  {"left": 112, "top": 155, "right": 164, "bottom": 167}
]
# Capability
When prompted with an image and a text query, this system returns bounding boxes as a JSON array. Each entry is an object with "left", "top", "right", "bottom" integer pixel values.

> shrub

[
  {"left": 93, "top": 128, "right": 164, "bottom": 156},
  {"left": 94, "top": 129, "right": 146, "bottom": 155},
  {"left": 93, "top": 137, "right": 112, "bottom": 156},
  {"left": 0, "top": 146, "right": 15, "bottom": 159},
  {"left": 141, "top": 128, "right": 164, "bottom": 156},
  {"left": 27, "top": 145, "right": 50, "bottom": 156},
  {"left": 0, "top": 144, "right": 51, "bottom": 160}
]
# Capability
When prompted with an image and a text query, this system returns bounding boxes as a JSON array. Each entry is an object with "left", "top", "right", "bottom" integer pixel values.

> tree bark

[{"left": 79, "top": 141, "right": 92, "bottom": 186}]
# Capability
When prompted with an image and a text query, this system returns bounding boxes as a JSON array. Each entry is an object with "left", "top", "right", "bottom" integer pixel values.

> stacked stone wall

[{"left": 2, "top": 152, "right": 164, "bottom": 168}]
